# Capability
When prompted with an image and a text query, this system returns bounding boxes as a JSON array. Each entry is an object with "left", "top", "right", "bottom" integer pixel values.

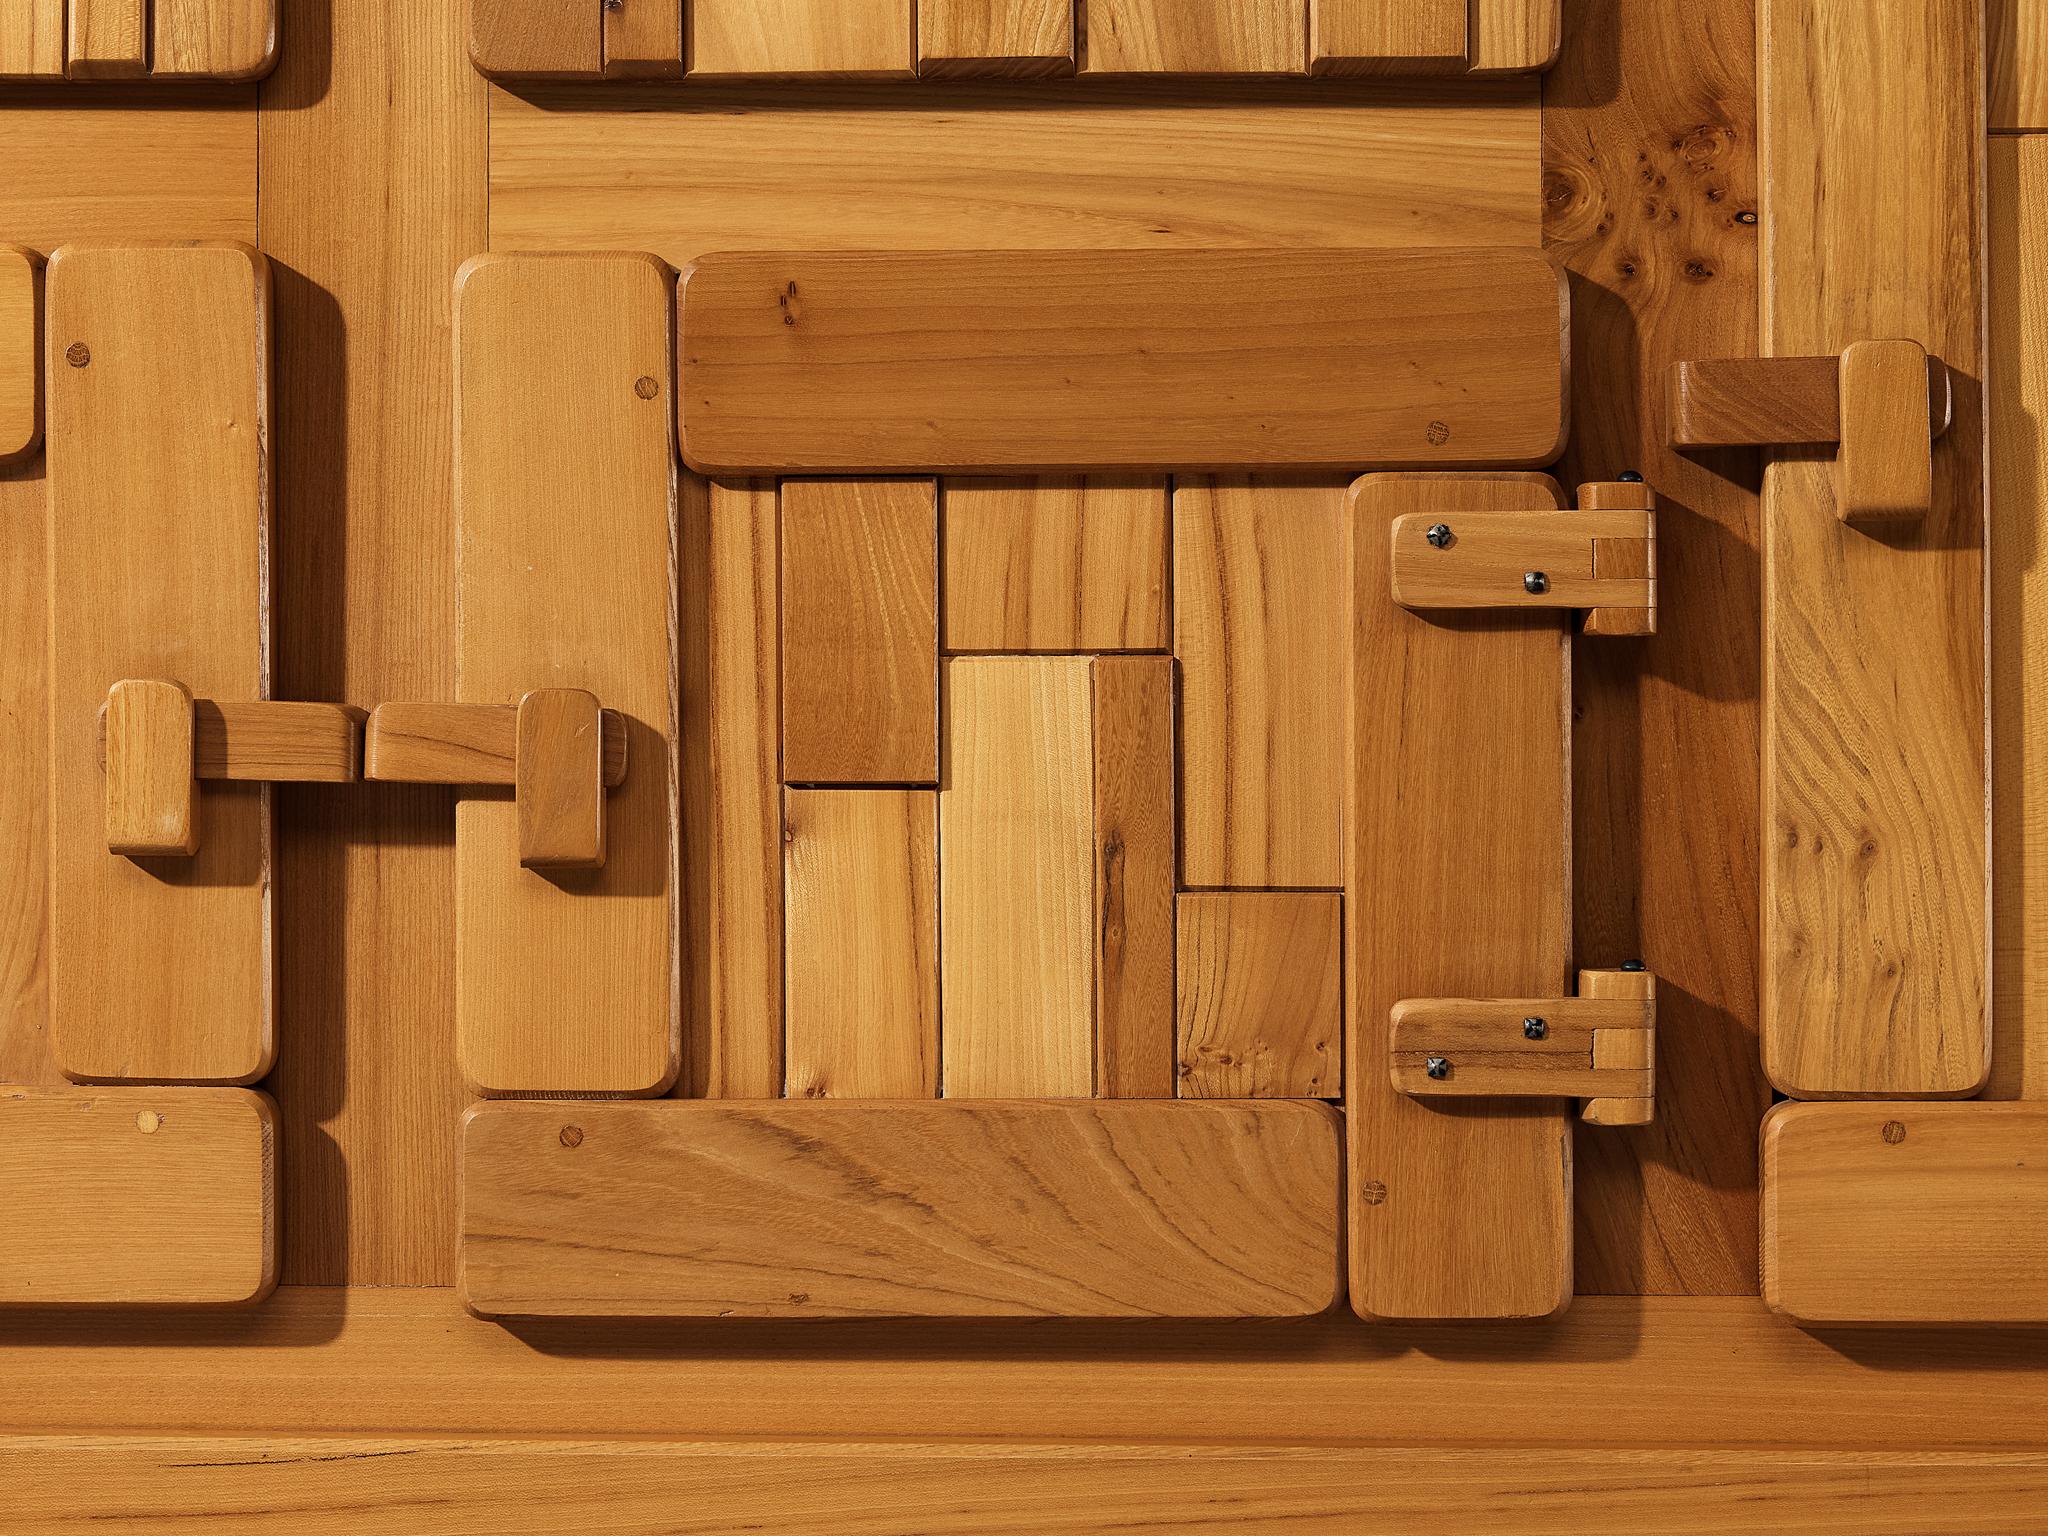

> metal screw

[
  {"left": 1426, "top": 523, "right": 1453, "bottom": 549},
  {"left": 1620, "top": 959, "right": 1647, "bottom": 973},
  {"left": 1426, "top": 1057, "right": 1451, "bottom": 1081},
  {"left": 1524, "top": 1017, "right": 1547, "bottom": 1041},
  {"left": 1524, "top": 571, "right": 1549, "bottom": 595},
  {"left": 1617, "top": 470, "right": 1645, "bottom": 483}
]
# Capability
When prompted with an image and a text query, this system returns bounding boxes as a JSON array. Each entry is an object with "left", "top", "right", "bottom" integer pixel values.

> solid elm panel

[
  {"left": 1092, "top": 656, "right": 1176, "bottom": 1100},
  {"left": 1, "top": 246, "right": 39, "bottom": 464},
  {"left": 1080, "top": 0, "right": 1306, "bottom": 73},
  {"left": 453, "top": 253, "right": 678, "bottom": 1098},
  {"left": 67, "top": 0, "right": 148, "bottom": 77},
  {"left": 918, "top": 0, "right": 1070, "bottom": 76},
  {"left": 154, "top": 0, "right": 276, "bottom": 78},
  {"left": 46, "top": 244, "right": 273, "bottom": 1086},
  {"left": 605, "top": 0, "right": 682, "bottom": 76},
  {"left": 1177, "top": 892, "right": 1341, "bottom": 1099},
  {"left": 678, "top": 249, "right": 1568, "bottom": 475},
  {"left": 688, "top": 0, "right": 914, "bottom": 76},
  {"left": 470, "top": 0, "right": 600, "bottom": 77},
  {"left": 1310, "top": 0, "right": 1464, "bottom": 74},
  {"left": 1472, "top": 0, "right": 1560, "bottom": 72},
  {"left": 461, "top": 1099, "right": 1343, "bottom": 1318},
  {"left": 0, "top": 0, "right": 65, "bottom": 76}
]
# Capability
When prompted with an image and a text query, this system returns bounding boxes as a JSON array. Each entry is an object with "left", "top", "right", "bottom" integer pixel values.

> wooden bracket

[
  {"left": 1388, "top": 479, "right": 1656, "bottom": 636},
  {"left": 1389, "top": 968, "right": 1658, "bottom": 1125},
  {"left": 1667, "top": 340, "right": 1953, "bottom": 522}
]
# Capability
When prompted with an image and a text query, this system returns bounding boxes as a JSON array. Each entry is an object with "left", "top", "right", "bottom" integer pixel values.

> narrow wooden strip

[
  {"left": 461, "top": 1099, "right": 1342, "bottom": 1318},
  {"left": 454, "top": 252, "right": 678, "bottom": 1097},
  {"left": 1763, "top": 1102, "right": 2048, "bottom": 1324},
  {"left": 0, "top": 246, "right": 41, "bottom": 464},
  {"left": 603, "top": 0, "right": 682, "bottom": 77},
  {"left": 940, "top": 658, "right": 1094, "bottom": 1097},
  {"left": 918, "top": 0, "right": 1070, "bottom": 76},
  {"left": 0, "top": 0, "right": 65, "bottom": 75},
  {"left": 942, "top": 477, "right": 1168, "bottom": 654},
  {"left": 47, "top": 244, "right": 272, "bottom": 1086},
  {"left": 1177, "top": 892, "right": 1342, "bottom": 1099},
  {"left": 780, "top": 479, "right": 938, "bottom": 785},
  {"left": 0, "top": 1086, "right": 275, "bottom": 1306},
  {"left": 68, "top": 0, "right": 148, "bottom": 76},
  {"left": 1310, "top": 0, "right": 1464, "bottom": 76},
  {"left": 515, "top": 688, "right": 606, "bottom": 871},
  {"left": 1091, "top": 656, "right": 1175, "bottom": 1099},
  {"left": 1175, "top": 478, "right": 1346, "bottom": 889},
  {"left": 152, "top": 0, "right": 275, "bottom": 78},
  {"left": 1989, "top": 0, "right": 2045, "bottom": 131},
  {"left": 678, "top": 249, "right": 1568, "bottom": 475},
  {"left": 688, "top": 0, "right": 915, "bottom": 76},
  {"left": 1080, "top": 0, "right": 1306, "bottom": 73},
  {"left": 364, "top": 702, "right": 626, "bottom": 788},
  {"left": 470, "top": 0, "right": 600, "bottom": 77},
  {"left": 1349, "top": 471, "right": 1571, "bottom": 1321},
  {"left": 1760, "top": 0, "right": 1988, "bottom": 1098},
  {"left": 95, "top": 701, "right": 365, "bottom": 783},
  {"left": 1471, "top": 0, "right": 1559, "bottom": 72},
  {"left": 1389, "top": 509, "right": 1652, "bottom": 610},
  {"left": 104, "top": 680, "right": 197, "bottom": 858},
  {"left": 1667, "top": 356, "right": 1842, "bottom": 446},
  {"left": 782, "top": 789, "right": 938, "bottom": 1098}
]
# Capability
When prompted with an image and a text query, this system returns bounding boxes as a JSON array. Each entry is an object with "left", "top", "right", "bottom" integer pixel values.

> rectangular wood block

[
  {"left": 153, "top": 0, "right": 275, "bottom": 78},
  {"left": 1763, "top": 1103, "right": 2048, "bottom": 1325},
  {"left": 604, "top": 0, "right": 682, "bottom": 76},
  {"left": 461, "top": 1099, "right": 1342, "bottom": 1318},
  {"left": 103, "top": 679, "right": 199, "bottom": 858},
  {"left": 678, "top": 249, "right": 1568, "bottom": 475},
  {"left": 1760, "top": 0, "right": 1988, "bottom": 1099},
  {"left": 940, "top": 658, "right": 1095, "bottom": 1097},
  {"left": 1176, "top": 478, "right": 1346, "bottom": 888},
  {"left": 1, "top": 246, "right": 40, "bottom": 464},
  {"left": 470, "top": 0, "right": 600, "bottom": 77},
  {"left": 1080, "top": 0, "right": 1306, "bottom": 73},
  {"left": 783, "top": 789, "right": 939, "bottom": 1098},
  {"left": 0, "top": 1087, "right": 275, "bottom": 1306},
  {"left": 1091, "top": 656, "right": 1176, "bottom": 1099},
  {"left": 1989, "top": 0, "right": 2045, "bottom": 130},
  {"left": 1311, "top": 0, "right": 1465, "bottom": 74},
  {"left": 515, "top": 689, "right": 606, "bottom": 871},
  {"left": 453, "top": 252, "right": 679, "bottom": 1097},
  {"left": 1177, "top": 892, "right": 1342, "bottom": 1099},
  {"left": 47, "top": 244, "right": 273, "bottom": 1086},
  {"left": 918, "top": 0, "right": 1070, "bottom": 75},
  {"left": 1348, "top": 471, "right": 1572, "bottom": 1321},
  {"left": 364, "top": 702, "right": 627, "bottom": 788},
  {"left": 0, "top": 0, "right": 65, "bottom": 75},
  {"left": 1834, "top": 339, "right": 1935, "bottom": 523},
  {"left": 688, "top": 0, "right": 914, "bottom": 75},
  {"left": 942, "top": 477, "right": 1168, "bottom": 654},
  {"left": 1472, "top": 0, "right": 1560, "bottom": 72},
  {"left": 781, "top": 479, "right": 938, "bottom": 785},
  {"left": 67, "top": 0, "right": 147, "bottom": 76}
]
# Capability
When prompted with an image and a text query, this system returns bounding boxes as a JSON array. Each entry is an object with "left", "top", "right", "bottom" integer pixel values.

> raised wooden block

[
  {"left": 461, "top": 1099, "right": 1343, "bottom": 1319},
  {"left": 1835, "top": 339, "right": 1936, "bottom": 523},
  {"left": 1389, "top": 996, "right": 1654, "bottom": 1101},
  {"left": 153, "top": 0, "right": 275, "bottom": 78},
  {"left": 67, "top": 0, "right": 147, "bottom": 77},
  {"left": 1389, "top": 508, "right": 1654, "bottom": 615},
  {"left": 515, "top": 688, "right": 606, "bottom": 871},
  {"left": 918, "top": 0, "right": 1070, "bottom": 75},
  {"left": 1, "top": 1087, "right": 276, "bottom": 1307},
  {"left": 1311, "top": 0, "right": 1464, "bottom": 74},
  {"left": 603, "top": 0, "right": 681, "bottom": 77},
  {"left": 103, "top": 679, "right": 198, "bottom": 857},
  {"left": 1177, "top": 892, "right": 1342, "bottom": 1099},
  {"left": 1, "top": 246, "right": 40, "bottom": 465},
  {"left": 1081, "top": 0, "right": 1306, "bottom": 73},
  {"left": 678, "top": 249, "right": 1568, "bottom": 475},
  {"left": 1092, "top": 656, "right": 1176, "bottom": 1100},
  {"left": 470, "top": 0, "right": 600, "bottom": 78},
  {"left": 1989, "top": 0, "right": 2045, "bottom": 130},
  {"left": 0, "top": 0, "right": 65, "bottom": 76},
  {"left": 1472, "top": 0, "right": 1560, "bottom": 71},
  {"left": 688, "top": 0, "right": 915, "bottom": 76},
  {"left": 97, "top": 700, "right": 365, "bottom": 784}
]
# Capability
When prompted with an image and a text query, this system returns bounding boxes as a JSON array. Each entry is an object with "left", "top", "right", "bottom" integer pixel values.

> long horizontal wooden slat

[
  {"left": 364, "top": 701, "right": 627, "bottom": 787},
  {"left": 96, "top": 700, "right": 364, "bottom": 783},
  {"left": 0, "top": 1087, "right": 275, "bottom": 1306},
  {"left": 1389, "top": 509, "right": 1653, "bottom": 611},
  {"left": 461, "top": 1100, "right": 1342, "bottom": 1318},
  {"left": 678, "top": 248, "right": 1568, "bottom": 474}
]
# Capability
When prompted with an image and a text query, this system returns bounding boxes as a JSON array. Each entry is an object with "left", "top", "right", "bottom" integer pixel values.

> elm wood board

[
  {"left": 1349, "top": 471, "right": 1573, "bottom": 1321},
  {"left": 0, "top": 0, "right": 63, "bottom": 76},
  {"left": 1082, "top": 0, "right": 1307, "bottom": 74},
  {"left": 151, "top": 0, "right": 274, "bottom": 79},
  {"left": 690, "top": 0, "right": 915, "bottom": 76},
  {"left": 678, "top": 247, "right": 1568, "bottom": 474},
  {"left": 919, "top": 0, "right": 1071, "bottom": 76},
  {"left": 0, "top": 246, "right": 39, "bottom": 465},
  {"left": 459, "top": 1099, "right": 1343, "bottom": 1318},
  {"left": 603, "top": 0, "right": 683, "bottom": 77},
  {"left": 1090, "top": 655, "right": 1176, "bottom": 1099},
  {"left": 1176, "top": 891, "right": 1343, "bottom": 1099},
  {"left": 0, "top": 1087, "right": 275, "bottom": 1306},
  {"left": 1989, "top": 0, "right": 2044, "bottom": 130},
  {"left": 453, "top": 252, "right": 679, "bottom": 1098},
  {"left": 1762, "top": 1103, "right": 2048, "bottom": 1325},
  {"left": 1758, "top": 0, "right": 1988, "bottom": 1099},
  {"left": 45, "top": 243, "right": 273, "bottom": 1086}
]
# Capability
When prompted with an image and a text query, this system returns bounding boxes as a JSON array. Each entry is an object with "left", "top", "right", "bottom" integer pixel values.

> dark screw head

[
  {"left": 1524, "top": 571, "right": 1549, "bottom": 595},
  {"left": 1523, "top": 1016, "right": 1548, "bottom": 1041},
  {"left": 1617, "top": 470, "right": 1645, "bottom": 483},
  {"left": 1426, "top": 523, "right": 1453, "bottom": 550},
  {"left": 1620, "top": 959, "right": 1647, "bottom": 972},
  {"left": 1426, "top": 1057, "right": 1451, "bottom": 1081}
]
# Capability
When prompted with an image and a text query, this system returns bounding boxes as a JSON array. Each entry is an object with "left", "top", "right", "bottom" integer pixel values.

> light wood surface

[
  {"left": 1081, "top": 0, "right": 1306, "bottom": 73},
  {"left": 98, "top": 700, "right": 365, "bottom": 784},
  {"left": 1763, "top": 1102, "right": 2048, "bottom": 1325},
  {"left": 1577, "top": 965, "right": 1658, "bottom": 1125},
  {"left": 1311, "top": 0, "right": 1464, "bottom": 75},
  {"left": 1176, "top": 478, "right": 1346, "bottom": 889},
  {"left": 470, "top": 0, "right": 599, "bottom": 77},
  {"left": 689, "top": 0, "right": 915, "bottom": 76},
  {"left": 920, "top": 0, "right": 1070, "bottom": 75},
  {"left": 783, "top": 789, "right": 939, "bottom": 1099},
  {"left": 1350, "top": 472, "right": 1572, "bottom": 1320},
  {"left": 153, "top": 0, "right": 274, "bottom": 78},
  {"left": 0, "top": 0, "right": 64, "bottom": 75},
  {"left": 364, "top": 702, "right": 627, "bottom": 787},
  {"left": 0, "top": 1086, "right": 274, "bottom": 1306},
  {"left": 1091, "top": 656, "right": 1176, "bottom": 1099},
  {"left": 603, "top": 0, "right": 682, "bottom": 76},
  {"left": 514, "top": 688, "right": 606, "bottom": 871},
  {"left": 942, "top": 477, "right": 1168, "bottom": 654},
  {"left": 780, "top": 479, "right": 938, "bottom": 785},
  {"left": 67, "top": 0, "right": 147, "bottom": 76},
  {"left": 0, "top": 246, "right": 39, "bottom": 465},
  {"left": 1389, "top": 997, "right": 1653, "bottom": 1100},
  {"left": 680, "top": 248, "right": 1566, "bottom": 474},
  {"left": 1989, "top": 0, "right": 2044, "bottom": 130},
  {"left": 103, "top": 679, "right": 199, "bottom": 857},
  {"left": 1177, "top": 892, "right": 1341, "bottom": 1099},
  {"left": 1759, "top": 0, "right": 1988, "bottom": 1099},
  {"left": 940, "top": 658, "right": 1095, "bottom": 1098},
  {"left": 1389, "top": 508, "right": 1654, "bottom": 613},
  {"left": 46, "top": 243, "right": 273, "bottom": 1087},
  {"left": 1473, "top": 0, "right": 1560, "bottom": 71},
  {"left": 1833, "top": 339, "right": 1936, "bottom": 522},
  {"left": 461, "top": 1099, "right": 1342, "bottom": 1318},
  {"left": 453, "top": 252, "right": 678, "bottom": 1098}
]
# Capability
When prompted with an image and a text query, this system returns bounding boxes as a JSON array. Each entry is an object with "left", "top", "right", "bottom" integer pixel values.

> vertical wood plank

[
  {"left": 1349, "top": 471, "right": 1572, "bottom": 1321},
  {"left": 1092, "top": 656, "right": 1175, "bottom": 1099},
  {"left": 471, "top": 0, "right": 600, "bottom": 76},
  {"left": 605, "top": 0, "right": 683, "bottom": 76},
  {"left": 0, "top": 246, "right": 39, "bottom": 466},
  {"left": 454, "top": 253, "right": 678, "bottom": 1098},
  {"left": 1309, "top": 0, "right": 1463, "bottom": 75},
  {"left": 1175, "top": 478, "right": 1345, "bottom": 889},
  {"left": 1759, "top": 0, "right": 1987, "bottom": 1099},
  {"left": 154, "top": 0, "right": 276, "bottom": 78},
  {"left": 919, "top": 0, "right": 1070, "bottom": 75},
  {"left": 1472, "top": 0, "right": 1559, "bottom": 72},
  {"left": 782, "top": 478, "right": 938, "bottom": 786},
  {"left": 941, "top": 657, "right": 1095, "bottom": 1098},
  {"left": 784, "top": 789, "right": 939, "bottom": 1098},
  {"left": 0, "top": 0, "right": 64, "bottom": 77},
  {"left": 689, "top": 0, "right": 914, "bottom": 76},
  {"left": 47, "top": 243, "right": 272, "bottom": 1087},
  {"left": 1989, "top": 0, "right": 2045, "bottom": 131},
  {"left": 1081, "top": 0, "right": 1306, "bottom": 73},
  {"left": 68, "top": 0, "right": 149, "bottom": 76},
  {"left": 1176, "top": 891, "right": 1341, "bottom": 1099},
  {"left": 943, "top": 478, "right": 1167, "bottom": 655}
]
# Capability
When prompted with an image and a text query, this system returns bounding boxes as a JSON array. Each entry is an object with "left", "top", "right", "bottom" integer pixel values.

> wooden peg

[
  {"left": 1835, "top": 339, "right": 1936, "bottom": 522},
  {"left": 516, "top": 687, "right": 606, "bottom": 871},
  {"left": 104, "top": 679, "right": 198, "bottom": 857}
]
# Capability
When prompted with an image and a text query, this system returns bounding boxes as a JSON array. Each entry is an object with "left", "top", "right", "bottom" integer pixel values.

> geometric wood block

[
  {"left": 363, "top": 702, "right": 627, "bottom": 789},
  {"left": 46, "top": 243, "right": 273, "bottom": 1086},
  {"left": 1176, "top": 891, "right": 1342, "bottom": 1099},
  {"left": 1388, "top": 993, "right": 1655, "bottom": 1102},
  {"left": 1348, "top": 470, "right": 1573, "bottom": 1320},
  {"left": 1081, "top": 0, "right": 1307, "bottom": 73},
  {"left": 602, "top": 0, "right": 682, "bottom": 77},
  {"left": 515, "top": 688, "right": 606, "bottom": 871},
  {"left": 0, "top": 245, "right": 40, "bottom": 464},
  {"left": 469, "top": 0, "right": 600, "bottom": 78},
  {"left": 152, "top": 0, "right": 276, "bottom": 79},
  {"left": 460, "top": 1099, "right": 1343, "bottom": 1318},
  {"left": 687, "top": 0, "right": 915, "bottom": 76},
  {"left": 0, "top": 0, "right": 64, "bottom": 77},
  {"left": 453, "top": 252, "right": 679, "bottom": 1097},
  {"left": 1092, "top": 656, "right": 1177, "bottom": 1099},
  {"left": 917, "top": 0, "right": 1071, "bottom": 76},
  {"left": 1834, "top": 339, "right": 1936, "bottom": 523},
  {"left": 1310, "top": 0, "right": 1465, "bottom": 75},
  {"left": 1471, "top": 0, "right": 1561, "bottom": 72},
  {"left": 0, "top": 1086, "right": 276, "bottom": 1307},
  {"left": 67, "top": 0, "right": 147, "bottom": 77},
  {"left": 103, "top": 679, "right": 198, "bottom": 858}
]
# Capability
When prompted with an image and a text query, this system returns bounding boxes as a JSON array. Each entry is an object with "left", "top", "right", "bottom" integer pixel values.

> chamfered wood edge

[{"left": 1, "top": 244, "right": 44, "bottom": 469}]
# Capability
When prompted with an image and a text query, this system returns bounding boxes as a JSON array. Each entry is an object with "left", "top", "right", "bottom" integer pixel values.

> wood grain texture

[
  {"left": 1668, "top": 356, "right": 1843, "bottom": 446},
  {"left": 1310, "top": 0, "right": 1464, "bottom": 75},
  {"left": 67, "top": 0, "right": 147, "bottom": 76},
  {"left": 454, "top": 252, "right": 678, "bottom": 1098},
  {"left": 689, "top": 0, "right": 914, "bottom": 76},
  {"left": 1759, "top": 0, "right": 1988, "bottom": 1099},
  {"left": 0, "top": 1086, "right": 274, "bottom": 1306},
  {"left": 0, "top": 246, "right": 40, "bottom": 465},
  {"left": 103, "top": 680, "right": 199, "bottom": 858},
  {"left": 1834, "top": 339, "right": 1935, "bottom": 522},
  {"left": 153, "top": 0, "right": 276, "bottom": 78},
  {"left": 1176, "top": 478, "right": 1346, "bottom": 889},
  {"left": 1349, "top": 472, "right": 1572, "bottom": 1321},
  {"left": 363, "top": 702, "right": 626, "bottom": 788},
  {"left": 920, "top": 0, "right": 1070, "bottom": 75},
  {"left": 1092, "top": 656, "right": 1176, "bottom": 1099},
  {"left": 1389, "top": 997, "right": 1653, "bottom": 1100},
  {"left": 1989, "top": 0, "right": 2045, "bottom": 131},
  {"left": 1177, "top": 892, "right": 1340, "bottom": 1099},
  {"left": 1389, "top": 508, "right": 1654, "bottom": 613},
  {"left": 604, "top": 0, "right": 682, "bottom": 77},
  {"left": 942, "top": 477, "right": 1168, "bottom": 654},
  {"left": 781, "top": 479, "right": 938, "bottom": 785},
  {"left": 1577, "top": 965, "right": 1658, "bottom": 1124},
  {"left": 678, "top": 478, "right": 785, "bottom": 1098},
  {"left": 1081, "top": 0, "right": 1305, "bottom": 73},
  {"left": 681, "top": 248, "right": 1566, "bottom": 475},
  {"left": 1473, "top": 0, "right": 1561, "bottom": 72},
  {"left": 783, "top": 790, "right": 939, "bottom": 1099},
  {"left": 514, "top": 689, "right": 606, "bottom": 871},
  {"left": 469, "top": 0, "right": 599, "bottom": 77},
  {"left": 1763, "top": 1102, "right": 2048, "bottom": 1325},
  {"left": 0, "top": 0, "right": 64, "bottom": 75},
  {"left": 461, "top": 1099, "right": 1342, "bottom": 1318},
  {"left": 940, "top": 658, "right": 1095, "bottom": 1098},
  {"left": 46, "top": 243, "right": 272, "bottom": 1087},
  {"left": 1545, "top": 0, "right": 1772, "bottom": 1296}
]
